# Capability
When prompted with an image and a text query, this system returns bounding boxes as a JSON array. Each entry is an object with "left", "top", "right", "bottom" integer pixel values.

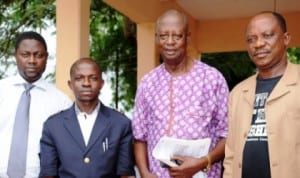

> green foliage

[
  {"left": 202, "top": 51, "right": 256, "bottom": 90},
  {"left": 0, "top": 0, "right": 55, "bottom": 79},
  {"left": 202, "top": 48, "right": 300, "bottom": 90},
  {"left": 287, "top": 47, "right": 300, "bottom": 64},
  {"left": 90, "top": 0, "right": 137, "bottom": 112}
]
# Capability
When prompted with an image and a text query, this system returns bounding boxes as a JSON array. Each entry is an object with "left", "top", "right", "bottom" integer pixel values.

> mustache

[{"left": 253, "top": 49, "right": 270, "bottom": 56}]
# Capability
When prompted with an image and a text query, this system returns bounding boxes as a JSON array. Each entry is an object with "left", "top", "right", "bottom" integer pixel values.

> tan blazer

[{"left": 223, "top": 61, "right": 300, "bottom": 178}]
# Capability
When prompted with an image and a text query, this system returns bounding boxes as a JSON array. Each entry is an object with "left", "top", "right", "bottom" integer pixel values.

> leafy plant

[
  {"left": 90, "top": 0, "right": 137, "bottom": 112},
  {"left": 0, "top": 0, "right": 55, "bottom": 79}
]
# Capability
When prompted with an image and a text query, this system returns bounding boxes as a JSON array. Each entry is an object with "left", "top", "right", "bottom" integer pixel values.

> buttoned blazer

[
  {"left": 39, "top": 103, "right": 135, "bottom": 178},
  {"left": 223, "top": 61, "right": 300, "bottom": 178}
]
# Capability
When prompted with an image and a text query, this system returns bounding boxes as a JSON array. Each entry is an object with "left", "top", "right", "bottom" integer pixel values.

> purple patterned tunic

[{"left": 132, "top": 60, "right": 229, "bottom": 178}]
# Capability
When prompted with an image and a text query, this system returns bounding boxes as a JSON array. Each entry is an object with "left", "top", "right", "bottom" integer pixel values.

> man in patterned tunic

[{"left": 132, "top": 9, "right": 229, "bottom": 178}]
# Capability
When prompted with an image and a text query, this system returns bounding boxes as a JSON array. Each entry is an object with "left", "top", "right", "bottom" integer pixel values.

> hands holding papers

[{"left": 152, "top": 136, "right": 211, "bottom": 178}]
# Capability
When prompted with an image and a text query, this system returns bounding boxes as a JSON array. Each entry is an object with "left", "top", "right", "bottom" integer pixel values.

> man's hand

[{"left": 167, "top": 155, "right": 207, "bottom": 178}]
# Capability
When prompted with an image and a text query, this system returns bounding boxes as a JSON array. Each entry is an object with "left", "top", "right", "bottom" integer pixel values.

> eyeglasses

[{"left": 157, "top": 33, "right": 185, "bottom": 42}]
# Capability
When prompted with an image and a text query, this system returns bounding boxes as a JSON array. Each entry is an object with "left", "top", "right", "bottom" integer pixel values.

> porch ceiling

[
  {"left": 103, "top": 0, "right": 300, "bottom": 22},
  {"left": 176, "top": 0, "right": 300, "bottom": 20}
]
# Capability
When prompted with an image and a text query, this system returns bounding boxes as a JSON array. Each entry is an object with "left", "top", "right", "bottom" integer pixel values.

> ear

[
  {"left": 283, "top": 32, "right": 291, "bottom": 46},
  {"left": 155, "top": 33, "right": 160, "bottom": 44},
  {"left": 186, "top": 31, "right": 191, "bottom": 43},
  {"left": 67, "top": 80, "right": 73, "bottom": 90},
  {"left": 100, "top": 79, "right": 105, "bottom": 90}
]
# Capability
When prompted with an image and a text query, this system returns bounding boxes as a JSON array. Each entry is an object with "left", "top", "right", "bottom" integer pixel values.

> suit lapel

[
  {"left": 268, "top": 62, "right": 297, "bottom": 102},
  {"left": 242, "top": 75, "right": 257, "bottom": 107},
  {"left": 85, "top": 103, "right": 111, "bottom": 152},
  {"left": 63, "top": 105, "right": 86, "bottom": 151},
  {"left": 240, "top": 75, "right": 257, "bottom": 132}
]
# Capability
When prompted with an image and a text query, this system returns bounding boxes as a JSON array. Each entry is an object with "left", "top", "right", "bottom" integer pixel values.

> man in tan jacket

[{"left": 223, "top": 11, "right": 300, "bottom": 178}]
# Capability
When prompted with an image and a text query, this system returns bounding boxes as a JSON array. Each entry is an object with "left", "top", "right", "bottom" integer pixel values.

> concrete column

[
  {"left": 137, "top": 22, "right": 159, "bottom": 83},
  {"left": 56, "top": 0, "right": 90, "bottom": 98}
]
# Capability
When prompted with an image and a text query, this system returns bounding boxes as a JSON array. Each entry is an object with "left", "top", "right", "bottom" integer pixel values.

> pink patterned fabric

[{"left": 132, "top": 60, "right": 229, "bottom": 178}]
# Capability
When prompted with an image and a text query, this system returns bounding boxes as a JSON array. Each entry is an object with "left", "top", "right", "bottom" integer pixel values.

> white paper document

[{"left": 152, "top": 136, "right": 211, "bottom": 178}]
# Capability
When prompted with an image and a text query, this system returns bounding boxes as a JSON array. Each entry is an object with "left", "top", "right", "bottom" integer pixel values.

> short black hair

[
  {"left": 70, "top": 57, "right": 102, "bottom": 78},
  {"left": 15, "top": 31, "right": 48, "bottom": 51},
  {"left": 258, "top": 11, "right": 287, "bottom": 32}
]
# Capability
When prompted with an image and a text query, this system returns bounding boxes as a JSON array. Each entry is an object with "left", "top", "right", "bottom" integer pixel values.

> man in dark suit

[{"left": 39, "top": 58, "right": 135, "bottom": 178}]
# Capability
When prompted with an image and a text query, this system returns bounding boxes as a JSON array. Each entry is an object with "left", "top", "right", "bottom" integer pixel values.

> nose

[
  {"left": 28, "top": 55, "right": 37, "bottom": 64},
  {"left": 166, "top": 34, "right": 176, "bottom": 45},
  {"left": 82, "top": 78, "right": 91, "bottom": 86},
  {"left": 254, "top": 37, "right": 266, "bottom": 48}
]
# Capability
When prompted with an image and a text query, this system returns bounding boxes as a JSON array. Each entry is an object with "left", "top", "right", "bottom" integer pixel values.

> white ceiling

[{"left": 175, "top": 0, "right": 300, "bottom": 20}]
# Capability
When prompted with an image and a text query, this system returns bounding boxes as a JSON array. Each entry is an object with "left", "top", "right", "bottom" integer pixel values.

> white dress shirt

[
  {"left": 0, "top": 74, "right": 72, "bottom": 178},
  {"left": 75, "top": 103, "right": 100, "bottom": 146}
]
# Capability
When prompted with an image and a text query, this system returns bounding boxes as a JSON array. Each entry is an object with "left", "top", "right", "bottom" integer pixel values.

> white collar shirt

[
  {"left": 75, "top": 102, "right": 100, "bottom": 146},
  {"left": 0, "top": 74, "right": 72, "bottom": 178}
]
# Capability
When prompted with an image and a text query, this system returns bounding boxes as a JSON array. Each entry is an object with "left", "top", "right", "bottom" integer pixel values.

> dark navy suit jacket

[{"left": 39, "top": 103, "right": 135, "bottom": 178}]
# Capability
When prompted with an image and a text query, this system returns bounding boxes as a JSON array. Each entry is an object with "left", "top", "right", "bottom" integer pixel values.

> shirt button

[{"left": 84, "top": 157, "right": 90, "bottom": 164}]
